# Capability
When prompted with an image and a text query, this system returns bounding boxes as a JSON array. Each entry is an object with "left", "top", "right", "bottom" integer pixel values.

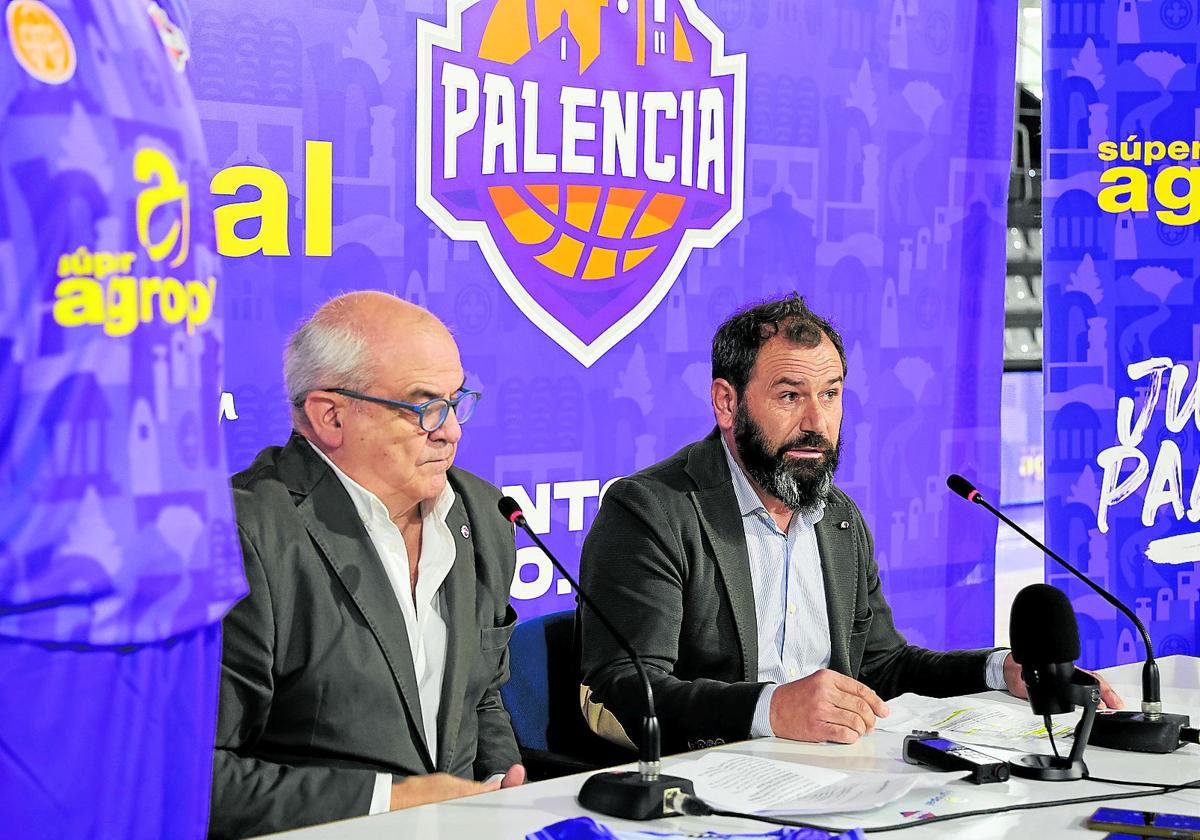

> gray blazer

[
  {"left": 210, "top": 434, "right": 520, "bottom": 839},
  {"left": 578, "top": 430, "right": 995, "bottom": 754}
]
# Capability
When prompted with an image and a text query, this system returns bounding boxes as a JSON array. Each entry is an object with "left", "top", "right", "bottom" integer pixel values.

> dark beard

[{"left": 733, "top": 402, "right": 841, "bottom": 511}]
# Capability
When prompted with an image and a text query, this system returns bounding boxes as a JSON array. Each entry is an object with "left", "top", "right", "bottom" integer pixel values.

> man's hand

[
  {"left": 499, "top": 764, "right": 526, "bottom": 788},
  {"left": 769, "top": 669, "right": 890, "bottom": 744},
  {"left": 1001, "top": 653, "right": 1125, "bottom": 709},
  {"left": 389, "top": 773, "right": 501, "bottom": 811},
  {"left": 1002, "top": 652, "right": 1024, "bottom": 698}
]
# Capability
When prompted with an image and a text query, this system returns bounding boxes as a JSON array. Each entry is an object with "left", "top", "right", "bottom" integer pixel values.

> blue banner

[
  {"left": 1, "top": 2, "right": 243, "bottom": 837},
  {"left": 2, "top": 1, "right": 1019, "bottom": 836},
  {"left": 195, "top": 0, "right": 1016, "bottom": 650},
  {"left": 1043, "top": 0, "right": 1200, "bottom": 667}
]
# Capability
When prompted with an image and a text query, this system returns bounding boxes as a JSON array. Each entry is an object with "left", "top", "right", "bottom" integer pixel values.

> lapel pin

[
  {"left": 460, "top": 524, "right": 471, "bottom": 539},
  {"left": 838, "top": 520, "right": 850, "bottom": 530}
]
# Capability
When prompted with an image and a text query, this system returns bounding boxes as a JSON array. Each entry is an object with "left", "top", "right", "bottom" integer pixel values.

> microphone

[
  {"left": 1010, "top": 583, "right": 1082, "bottom": 716},
  {"left": 947, "top": 474, "right": 1191, "bottom": 753},
  {"left": 497, "top": 497, "right": 696, "bottom": 820},
  {"left": 1007, "top": 583, "right": 1100, "bottom": 781}
]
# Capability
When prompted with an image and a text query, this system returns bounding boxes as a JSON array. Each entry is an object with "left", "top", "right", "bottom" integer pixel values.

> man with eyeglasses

[{"left": 211, "top": 291, "right": 524, "bottom": 839}]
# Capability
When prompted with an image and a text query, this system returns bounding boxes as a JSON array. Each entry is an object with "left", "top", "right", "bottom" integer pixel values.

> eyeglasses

[{"left": 318, "top": 387, "right": 482, "bottom": 433}]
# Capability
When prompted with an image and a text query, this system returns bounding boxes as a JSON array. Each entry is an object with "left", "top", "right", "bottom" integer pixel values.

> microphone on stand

[
  {"left": 1007, "top": 583, "right": 1100, "bottom": 781},
  {"left": 497, "top": 497, "right": 696, "bottom": 820},
  {"left": 947, "top": 474, "right": 1191, "bottom": 753}
]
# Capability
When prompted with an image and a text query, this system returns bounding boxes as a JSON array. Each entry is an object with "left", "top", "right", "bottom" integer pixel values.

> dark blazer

[
  {"left": 210, "top": 434, "right": 520, "bottom": 839},
  {"left": 578, "top": 430, "right": 995, "bottom": 755}
]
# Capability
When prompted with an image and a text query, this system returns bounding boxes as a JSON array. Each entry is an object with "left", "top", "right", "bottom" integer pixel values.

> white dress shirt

[
  {"left": 718, "top": 438, "right": 1009, "bottom": 738},
  {"left": 307, "top": 443, "right": 458, "bottom": 815}
]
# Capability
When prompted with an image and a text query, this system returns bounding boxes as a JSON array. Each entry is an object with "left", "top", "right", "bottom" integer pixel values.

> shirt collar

[
  {"left": 306, "top": 437, "right": 456, "bottom": 527},
  {"left": 719, "top": 434, "right": 825, "bottom": 527}
]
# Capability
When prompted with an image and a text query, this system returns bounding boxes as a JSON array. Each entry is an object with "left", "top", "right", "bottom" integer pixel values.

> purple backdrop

[
  {"left": 198, "top": 0, "right": 1015, "bottom": 652},
  {"left": 1043, "top": 0, "right": 1200, "bottom": 667}
]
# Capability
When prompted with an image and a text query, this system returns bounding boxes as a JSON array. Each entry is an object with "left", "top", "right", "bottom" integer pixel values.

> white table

[{"left": 265, "top": 657, "right": 1200, "bottom": 838}]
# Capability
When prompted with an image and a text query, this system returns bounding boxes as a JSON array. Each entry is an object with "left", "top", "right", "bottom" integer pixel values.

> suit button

[{"left": 714, "top": 738, "right": 725, "bottom": 746}]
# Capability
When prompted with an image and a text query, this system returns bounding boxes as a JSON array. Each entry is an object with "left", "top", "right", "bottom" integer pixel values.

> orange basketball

[{"left": 488, "top": 183, "right": 686, "bottom": 282}]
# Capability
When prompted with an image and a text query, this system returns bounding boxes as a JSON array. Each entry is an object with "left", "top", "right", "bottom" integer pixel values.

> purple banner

[
  {"left": 1043, "top": 0, "right": 1200, "bottom": 667},
  {"left": 1, "top": 2, "right": 244, "bottom": 837},
  {"left": 197, "top": 0, "right": 1015, "bottom": 651}
]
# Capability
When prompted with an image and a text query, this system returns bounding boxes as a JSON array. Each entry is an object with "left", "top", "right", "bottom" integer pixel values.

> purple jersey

[{"left": 0, "top": 0, "right": 246, "bottom": 646}]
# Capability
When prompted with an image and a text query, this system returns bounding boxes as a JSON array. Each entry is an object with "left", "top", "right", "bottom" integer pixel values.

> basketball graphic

[
  {"left": 418, "top": 0, "right": 745, "bottom": 366},
  {"left": 489, "top": 183, "right": 684, "bottom": 280}
]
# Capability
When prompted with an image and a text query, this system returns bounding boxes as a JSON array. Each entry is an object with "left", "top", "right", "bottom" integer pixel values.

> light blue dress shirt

[{"left": 717, "top": 438, "right": 1008, "bottom": 738}]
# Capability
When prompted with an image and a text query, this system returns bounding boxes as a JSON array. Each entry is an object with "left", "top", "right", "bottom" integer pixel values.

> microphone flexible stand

[
  {"left": 502, "top": 501, "right": 696, "bottom": 820},
  {"left": 948, "top": 475, "right": 1191, "bottom": 753}
]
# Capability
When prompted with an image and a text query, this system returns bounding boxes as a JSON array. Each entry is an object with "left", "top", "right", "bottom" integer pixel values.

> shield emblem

[{"left": 417, "top": 0, "right": 745, "bottom": 366}]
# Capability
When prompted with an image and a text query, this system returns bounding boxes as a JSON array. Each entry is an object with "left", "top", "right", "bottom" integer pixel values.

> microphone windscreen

[
  {"left": 946, "top": 474, "right": 977, "bottom": 501},
  {"left": 497, "top": 496, "right": 523, "bottom": 523},
  {"left": 1009, "top": 583, "right": 1080, "bottom": 666}
]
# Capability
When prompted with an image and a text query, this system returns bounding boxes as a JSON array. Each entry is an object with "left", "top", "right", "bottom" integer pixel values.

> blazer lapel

[
  {"left": 291, "top": 452, "right": 435, "bottom": 771},
  {"left": 686, "top": 434, "right": 759, "bottom": 682},
  {"left": 434, "top": 495, "right": 476, "bottom": 773},
  {"left": 814, "top": 496, "right": 859, "bottom": 676}
]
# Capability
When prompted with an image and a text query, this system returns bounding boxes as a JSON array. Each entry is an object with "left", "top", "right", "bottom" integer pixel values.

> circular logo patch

[
  {"left": 6, "top": 0, "right": 76, "bottom": 85},
  {"left": 1158, "top": 218, "right": 1190, "bottom": 247},
  {"left": 460, "top": 524, "right": 471, "bottom": 540},
  {"left": 1162, "top": 0, "right": 1192, "bottom": 30}
]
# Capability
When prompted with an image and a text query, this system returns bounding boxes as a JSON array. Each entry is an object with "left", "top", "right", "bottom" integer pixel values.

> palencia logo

[{"left": 417, "top": 0, "right": 746, "bottom": 366}]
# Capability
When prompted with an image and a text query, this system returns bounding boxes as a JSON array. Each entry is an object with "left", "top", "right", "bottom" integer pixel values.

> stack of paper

[
  {"left": 878, "top": 693, "right": 1077, "bottom": 752},
  {"left": 664, "top": 752, "right": 967, "bottom": 816}
]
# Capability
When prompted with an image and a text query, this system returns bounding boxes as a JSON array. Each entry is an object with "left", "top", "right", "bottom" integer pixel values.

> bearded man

[{"left": 576, "top": 294, "right": 1116, "bottom": 753}]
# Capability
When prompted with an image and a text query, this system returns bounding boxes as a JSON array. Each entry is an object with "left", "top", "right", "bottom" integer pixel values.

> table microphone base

[
  {"left": 1010, "top": 673, "right": 1099, "bottom": 782},
  {"left": 1008, "top": 754, "right": 1088, "bottom": 781},
  {"left": 578, "top": 771, "right": 696, "bottom": 820},
  {"left": 1088, "top": 711, "right": 1190, "bottom": 753}
]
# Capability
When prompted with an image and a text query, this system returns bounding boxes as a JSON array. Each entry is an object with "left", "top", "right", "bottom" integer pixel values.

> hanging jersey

[{"left": 0, "top": 0, "right": 247, "bottom": 646}]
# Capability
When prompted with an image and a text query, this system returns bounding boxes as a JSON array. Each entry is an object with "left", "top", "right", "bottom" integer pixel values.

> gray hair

[{"left": 284, "top": 316, "right": 376, "bottom": 412}]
